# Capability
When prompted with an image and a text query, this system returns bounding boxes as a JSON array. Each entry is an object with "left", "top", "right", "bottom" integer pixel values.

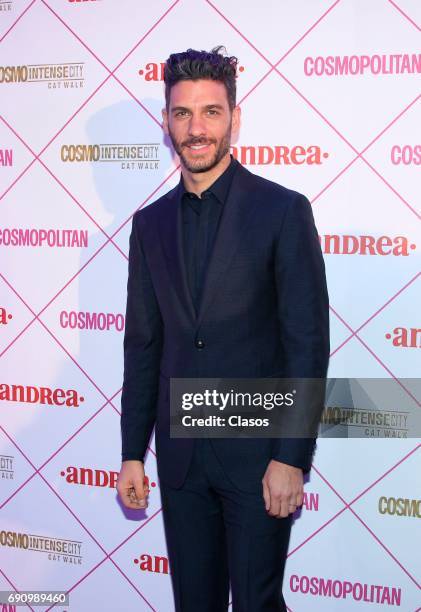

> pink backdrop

[{"left": 0, "top": 0, "right": 420, "bottom": 610}]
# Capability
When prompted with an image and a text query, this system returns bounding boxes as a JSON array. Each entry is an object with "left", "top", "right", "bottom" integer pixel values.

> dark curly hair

[{"left": 164, "top": 46, "right": 238, "bottom": 111}]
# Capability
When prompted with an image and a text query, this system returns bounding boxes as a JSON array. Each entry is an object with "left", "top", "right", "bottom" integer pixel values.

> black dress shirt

[{"left": 180, "top": 155, "right": 238, "bottom": 313}]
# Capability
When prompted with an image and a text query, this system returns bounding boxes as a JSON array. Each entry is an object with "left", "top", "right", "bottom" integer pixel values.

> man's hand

[
  {"left": 117, "top": 460, "right": 150, "bottom": 510},
  {"left": 262, "top": 460, "right": 304, "bottom": 518}
]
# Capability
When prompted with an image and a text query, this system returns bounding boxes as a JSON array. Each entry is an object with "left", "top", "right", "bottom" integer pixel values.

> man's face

[{"left": 162, "top": 79, "right": 240, "bottom": 173}]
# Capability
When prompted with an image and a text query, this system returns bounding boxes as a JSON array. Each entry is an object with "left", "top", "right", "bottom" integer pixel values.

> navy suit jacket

[{"left": 121, "top": 160, "right": 330, "bottom": 492}]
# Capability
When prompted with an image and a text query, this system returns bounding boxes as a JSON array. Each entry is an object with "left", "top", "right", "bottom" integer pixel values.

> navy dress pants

[{"left": 159, "top": 437, "right": 293, "bottom": 611}]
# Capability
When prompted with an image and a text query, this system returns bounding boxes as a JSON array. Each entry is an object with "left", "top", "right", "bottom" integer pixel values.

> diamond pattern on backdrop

[
  {"left": 0, "top": 0, "right": 419, "bottom": 610},
  {"left": 40, "top": 76, "right": 176, "bottom": 237},
  {"left": 0, "top": 426, "right": 35, "bottom": 507},
  {"left": 0, "top": 1, "right": 110, "bottom": 152},
  {"left": 363, "top": 100, "right": 421, "bottom": 215},
  {"left": 284, "top": 496, "right": 421, "bottom": 611},
  {"left": 0, "top": 0, "right": 35, "bottom": 40},
  {"left": 0, "top": 117, "right": 35, "bottom": 196},
  {"left": 43, "top": 0, "right": 179, "bottom": 71},
  {"left": 0, "top": 274, "right": 35, "bottom": 354},
  {"left": 40, "top": 404, "right": 161, "bottom": 552},
  {"left": 279, "top": 0, "right": 421, "bottom": 150}
]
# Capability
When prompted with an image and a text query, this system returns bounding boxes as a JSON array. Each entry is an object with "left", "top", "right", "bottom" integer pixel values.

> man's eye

[
  {"left": 175, "top": 111, "right": 188, "bottom": 117},
  {"left": 207, "top": 109, "right": 218, "bottom": 115}
]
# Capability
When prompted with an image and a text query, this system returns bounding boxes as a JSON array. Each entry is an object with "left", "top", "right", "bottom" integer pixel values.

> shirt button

[{"left": 195, "top": 339, "right": 205, "bottom": 349}]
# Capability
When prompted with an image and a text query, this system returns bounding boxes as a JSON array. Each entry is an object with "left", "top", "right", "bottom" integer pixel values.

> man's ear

[
  {"left": 231, "top": 105, "right": 241, "bottom": 140},
  {"left": 162, "top": 108, "right": 169, "bottom": 135}
]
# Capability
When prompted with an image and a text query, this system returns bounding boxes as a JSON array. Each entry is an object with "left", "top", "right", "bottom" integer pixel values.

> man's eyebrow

[
  {"left": 171, "top": 106, "right": 190, "bottom": 113},
  {"left": 170, "top": 104, "right": 225, "bottom": 113}
]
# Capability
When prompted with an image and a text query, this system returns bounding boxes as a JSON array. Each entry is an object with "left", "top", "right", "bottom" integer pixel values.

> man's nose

[{"left": 188, "top": 113, "right": 206, "bottom": 137}]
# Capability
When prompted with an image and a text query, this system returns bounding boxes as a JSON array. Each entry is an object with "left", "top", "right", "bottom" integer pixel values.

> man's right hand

[{"left": 117, "top": 460, "right": 150, "bottom": 510}]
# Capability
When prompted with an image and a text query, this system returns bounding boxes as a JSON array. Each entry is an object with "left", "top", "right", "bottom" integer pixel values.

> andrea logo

[
  {"left": 138, "top": 62, "right": 245, "bottom": 81},
  {"left": 385, "top": 327, "right": 420, "bottom": 348},
  {"left": 0, "top": 148, "right": 12, "bottom": 167},
  {"left": 62, "top": 466, "right": 156, "bottom": 490},
  {"left": 0, "top": 63, "right": 84, "bottom": 89},
  {"left": 0, "top": 384, "right": 84, "bottom": 407},
  {"left": 134, "top": 553, "right": 170, "bottom": 574},
  {"left": 0, "top": 307, "right": 13, "bottom": 326},
  {"left": 62, "top": 466, "right": 119, "bottom": 488},
  {"left": 319, "top": 234, "right": 415, "bottom": 256},
  {"left": 231, "top": 145, "right": 328, "bottom": 165}
]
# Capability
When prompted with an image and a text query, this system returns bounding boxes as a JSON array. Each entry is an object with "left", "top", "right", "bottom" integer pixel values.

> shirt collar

[{"left": 179, "top": 154, "right": 238, "bottom": 205}]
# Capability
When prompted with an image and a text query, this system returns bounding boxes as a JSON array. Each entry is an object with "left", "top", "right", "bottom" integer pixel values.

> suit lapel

[{"left": 158, "top": 183, "right": 196, "bottom": 323}]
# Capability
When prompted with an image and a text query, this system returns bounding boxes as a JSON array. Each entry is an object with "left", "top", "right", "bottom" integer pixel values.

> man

[{"left": 117, "top": 47, "right": 329, "bottom": 612}]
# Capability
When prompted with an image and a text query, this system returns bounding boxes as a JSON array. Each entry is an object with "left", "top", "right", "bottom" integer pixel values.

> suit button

[{"left": 195, "top": 339, "right": 205, "bottom": 349}]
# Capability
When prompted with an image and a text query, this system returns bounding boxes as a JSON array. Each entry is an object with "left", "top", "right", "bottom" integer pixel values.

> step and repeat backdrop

[{"left": 0, "top": 0, "right": 420, "bottom": 610}]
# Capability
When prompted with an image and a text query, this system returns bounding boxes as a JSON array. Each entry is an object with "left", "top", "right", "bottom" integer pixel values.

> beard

[{"left": 168, "top": 124, "right": 231, "bottom": 173}]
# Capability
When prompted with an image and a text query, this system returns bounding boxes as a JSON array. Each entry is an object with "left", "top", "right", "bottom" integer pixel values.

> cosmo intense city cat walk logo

[
  {"left": 0, "top": 63, "right": 85, "bottom": 89},
  {"left": 0, "top": 0, "right": 12, "bottom": 12},
  {"left": 0, "top": 530, "right": 83, "bottom": 564},
  {"left": 60, "top": 143, "right": 160, "bottom": 170}
]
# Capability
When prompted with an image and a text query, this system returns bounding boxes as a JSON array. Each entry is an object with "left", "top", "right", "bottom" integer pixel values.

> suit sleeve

[
  {"left": 272, "top": 192, "right": 330, "bottom": 472},
  {"left": 120, "top": 213, "right": 163, "bottom": 462}
]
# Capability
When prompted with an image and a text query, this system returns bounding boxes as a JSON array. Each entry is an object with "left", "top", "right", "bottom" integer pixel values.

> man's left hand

[{"left": 262, "top": 460, "right": 304, "bottom": 518}]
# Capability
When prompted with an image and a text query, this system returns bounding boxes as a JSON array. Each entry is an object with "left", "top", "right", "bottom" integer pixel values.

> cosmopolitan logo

[
  {"left": 391, "top": 145, "right": 421, "bottom": 165},
  {"left": 379, "top": 496, "right": 421, "bottom": 518},
  {"left": 0, "top": 307, "right": 13, "bottom": 325},
  {"left": 304, "top": 53, "right": 420, "bottom": 76},
  {"left": 138, "top": 62, "right": 245, "bottom": 81},
  {"left": 60, "top": 143, "right": 160, "bottom": 170},
  {"left": 0, "top": 383, "right": 84, "bottom": 407},
  {"left": 290, "top": 575, "right": 401, "bottom": 606},
  {"left": 62, "top": 465, "right": 156, "bottom": 490},
  {"left": 0, "top": 455, "right": 14, "bottom": 480},
  {"left": 0, "top": 148, "right": 12, "bottom": 166},
  {"left": 318, "top": 234, "right": 415, "bottom": 256},
  {"left": 385, "top": 327, "right": 420, "bottom": 348},
  {"left": 0, "top": 63, "right": 84, "bottom": 88},
  {"left": 231, "top": 145, "right": 327, "bottom": 165},
  {"left": 0, "top": 228, "right": 88, "bottom": 247},
  {"left": 300, "top": 492, "right": 319, "bottom": 511},
  {"left": 134, "top": 553, "right": 170, "bottom": 574},
  {"left": 0, "top": 530, "right": 82, "bottom": 564},
  {"left": 321, "top": 407, "right": 408, "bottom": 438},
  {"left": 60, "top": 310, "right": 125, "bottom": 332}
]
